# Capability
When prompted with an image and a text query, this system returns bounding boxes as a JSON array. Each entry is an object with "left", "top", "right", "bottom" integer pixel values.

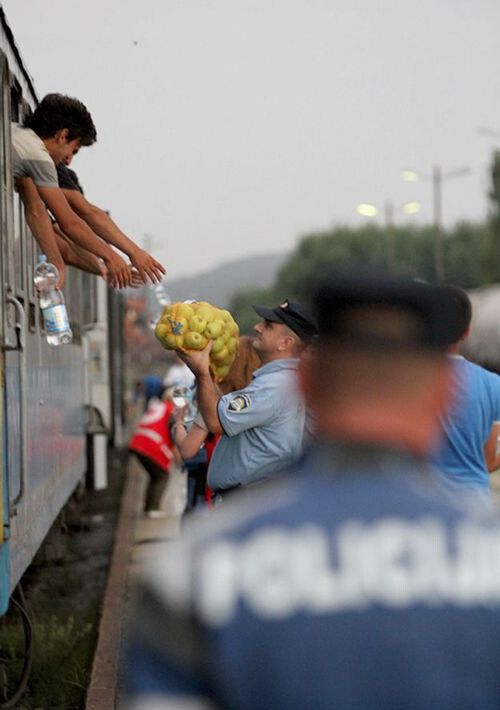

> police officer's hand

[{"left": 178, "top": 340, "right": 213, "bottom": 377}]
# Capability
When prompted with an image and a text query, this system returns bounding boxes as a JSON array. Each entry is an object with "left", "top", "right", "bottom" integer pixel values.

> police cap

[
  {"left": 312, "top": 272, "right": 461, "bottom": 350},
  {"left": 253, "top": 299, "right": 317, "bottom": 342}
]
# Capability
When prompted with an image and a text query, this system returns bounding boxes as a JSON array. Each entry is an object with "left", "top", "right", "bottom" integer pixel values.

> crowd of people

[
  {"left": 14, "top": 90, "right": 500, "bottom": 710},
  {"left": 123, "top": 274, "right": 500, "bottom": 710}
]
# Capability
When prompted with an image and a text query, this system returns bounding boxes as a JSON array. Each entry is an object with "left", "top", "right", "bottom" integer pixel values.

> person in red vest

[{"left": 129, "top": 388, "right": 176, "bottom": 517}]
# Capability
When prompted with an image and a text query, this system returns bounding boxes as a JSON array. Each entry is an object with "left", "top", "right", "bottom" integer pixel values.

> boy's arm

[
  {"left": 53, "top": 225, "right": 105, "bottom": 277},
  {"left": 16, "top": 177, "right": 66, "bottom": 287},
  {"left": 36, "top": 185, "right": 131, "bottom": 288},
  {"left": 62, "top": 188, "right": 166, "bottom": 284}
]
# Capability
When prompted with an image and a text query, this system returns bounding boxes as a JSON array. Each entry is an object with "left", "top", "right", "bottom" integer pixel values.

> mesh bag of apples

[{"left": 155, "top": 301, "right": 240, "bottom": 380}]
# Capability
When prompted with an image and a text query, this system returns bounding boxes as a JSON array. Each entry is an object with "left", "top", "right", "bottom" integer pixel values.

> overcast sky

[{"left": 3, "top": 0, "right": 500, "bottom": 277}]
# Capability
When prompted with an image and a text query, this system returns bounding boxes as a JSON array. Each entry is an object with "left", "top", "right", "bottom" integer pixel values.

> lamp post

[
  {"left": 402, "top": 165, "right": 472, "bottom": 282},
  {"left": 356, "top": 201, "right": 421, "bottom": 272}
]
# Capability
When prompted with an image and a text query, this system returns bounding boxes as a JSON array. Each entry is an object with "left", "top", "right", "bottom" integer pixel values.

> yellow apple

[
  {"left": 196, "top": 306, "right": 215, "bottom": 322},
  {"left": 184, "top": 331, "right": 208, "bottom": 351},
  {"left": 211, "top": 336, "right": 225, "bottom": 354},
  {"left": 176, "top": 303, "right": 195, "bottom": 320},
  {"left": 226, "top": 337, "right": 238, "bottom": 355},
  {"left": 214, "top": 364, "right": 231, "bottom": 380},
  {"left": 155, "top": 323, "right": 169, "bottom": 341},
  {"left": 212, "top": 346, "right": 229, "bottom": 364},
  {"left": 205, "top": 319, "right": 224, "bottom": 339},
  {"left": 164, "top": 333, "right": 184, "bottom": 349},
  {"left": 188, "top": 315, "right": 207, "bottom": 333}
]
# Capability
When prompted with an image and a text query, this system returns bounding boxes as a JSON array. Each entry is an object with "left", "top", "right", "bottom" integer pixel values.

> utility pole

[
  {"left": 384, "top": 200, "right": 396, "bottom": 272},
  {"left": 432, "top": 165, "right": 444, "bottom": 282}
]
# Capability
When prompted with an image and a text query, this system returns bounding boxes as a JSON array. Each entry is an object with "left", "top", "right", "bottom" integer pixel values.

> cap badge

[{"left": 280, "top": 301, "right": 289, "bottom": 310}]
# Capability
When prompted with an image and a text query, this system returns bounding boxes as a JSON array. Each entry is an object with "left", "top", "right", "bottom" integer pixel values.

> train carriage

[{"left": 0, "top": 6, "right": 121, "bottom": 615}]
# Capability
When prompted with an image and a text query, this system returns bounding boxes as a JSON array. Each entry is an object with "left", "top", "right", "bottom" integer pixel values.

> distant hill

[{"left": 164, "top": 252, "right": 288, "bottom": 307}]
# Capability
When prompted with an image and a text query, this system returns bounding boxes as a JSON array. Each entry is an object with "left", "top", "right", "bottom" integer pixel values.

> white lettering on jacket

[{"left": 194, "top": 518, "right": 500, "bottom": 627}]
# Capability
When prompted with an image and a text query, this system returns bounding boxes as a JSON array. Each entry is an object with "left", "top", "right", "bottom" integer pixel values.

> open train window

[{"left": 10, "top": 81, "right": 20, "bottom": 122}]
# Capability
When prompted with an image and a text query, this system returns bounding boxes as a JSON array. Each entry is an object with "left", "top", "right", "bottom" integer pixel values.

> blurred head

[
  {"left": 219, "top": 336, "right": 261, "bottom": 394},
  {"left": 440, "top": 284, "right": 472, "bottom": 349},
  {"left": 300, "top": 273, "right": 460, "bottom": 456},
  {"left": 25, "top": 93, "right": 97, "bottom": 164}
]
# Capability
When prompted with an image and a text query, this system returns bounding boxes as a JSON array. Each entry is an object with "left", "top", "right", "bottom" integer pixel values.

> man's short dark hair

[
  {"left": 25, "top": 93, "right": 97, "bottom": 145},
  {"left": 441, "top": 284, "right": 472, "bottom": 342}
]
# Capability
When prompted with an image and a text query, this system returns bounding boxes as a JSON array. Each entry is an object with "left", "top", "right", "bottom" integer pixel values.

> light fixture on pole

[
  {"left": 356, "top": 201, "right": 421, "bottom": 271},
  {"left": 402, "top": 165, "right": 472, "bottom": 282}
]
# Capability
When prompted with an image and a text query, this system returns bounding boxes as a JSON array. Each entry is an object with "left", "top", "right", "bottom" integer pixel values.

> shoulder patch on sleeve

[{"left": 228, "top": 394, "right": 251, "bottom": 412}]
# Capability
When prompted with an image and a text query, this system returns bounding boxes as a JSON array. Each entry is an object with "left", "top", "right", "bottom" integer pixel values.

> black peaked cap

[
  {"left": 312, "top": 271, "right": 462, "bottom": 350},
  {"left": 253, "top": 299, "right": 317, "bottom": 342}
]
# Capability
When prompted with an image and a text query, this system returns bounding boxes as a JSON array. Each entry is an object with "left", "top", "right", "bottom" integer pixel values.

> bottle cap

[{"left": 38, "top": 254, "right": 47, "bottom": 264}]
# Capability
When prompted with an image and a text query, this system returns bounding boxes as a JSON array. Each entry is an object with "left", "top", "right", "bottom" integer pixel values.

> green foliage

[
  {"left": 231, "top": 221, "right": 493, "bottom": 326},
  {"left": 0, "top": 614, "right": 95, "bottom": 709}
]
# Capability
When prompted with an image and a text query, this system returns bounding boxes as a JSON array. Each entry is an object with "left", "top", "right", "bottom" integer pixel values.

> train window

[
  {"left": 10, "top": 82, "right": 20, "bottom": 122},
  {"left": 13, "top": 191, "right": 25, "bottom": 294}
]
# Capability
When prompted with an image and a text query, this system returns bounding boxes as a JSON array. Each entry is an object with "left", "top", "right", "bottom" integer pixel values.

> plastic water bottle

[{"left": 34, "top": 255, "right": 73, "bottom": 345}]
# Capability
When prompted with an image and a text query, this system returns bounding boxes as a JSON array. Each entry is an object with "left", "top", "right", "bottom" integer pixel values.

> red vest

[{"left": 129, "top": 400, "right": 175, "bottom": 471}]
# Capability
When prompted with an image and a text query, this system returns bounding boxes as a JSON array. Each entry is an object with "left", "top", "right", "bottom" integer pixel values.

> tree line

[{"left": 231, "top": 152, "right": 500, "bottom": 334}]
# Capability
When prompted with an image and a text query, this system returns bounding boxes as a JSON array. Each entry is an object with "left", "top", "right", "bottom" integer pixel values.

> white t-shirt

[
  {"left": 163, "top": 363, "right": 195, "bottom": 389},
  {"left": 12, "top": 123, "right": 58, "bottom": 188}
]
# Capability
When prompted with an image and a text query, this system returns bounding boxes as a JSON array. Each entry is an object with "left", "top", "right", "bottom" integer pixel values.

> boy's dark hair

[
  {"left": 25, "top": 93, "right": 97, "bottom": 145},
  {"left": 442, "top": 284, "right": 472, "bottom": 343}
]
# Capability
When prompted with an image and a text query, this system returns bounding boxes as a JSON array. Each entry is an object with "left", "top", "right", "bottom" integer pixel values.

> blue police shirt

[
  {"left": 127, "top": 443, "right": 500, "bottom": 710},
  {"left": 432, "top": 356, "right": 500, "bottom": 492},
  {"left": 207, "top": 357, "right": 305, "bottom": 490}
]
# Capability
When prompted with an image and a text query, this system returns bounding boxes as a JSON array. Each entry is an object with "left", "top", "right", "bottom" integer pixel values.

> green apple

[
  {"left": 211, "top": 336, "right": 225, "bottom": 354},
  {"left": 205, "top": 319, "right": 224, "bottom": 339},
  {"left": 188, "top": 315, "right": 207, "bottom": 333},
  {"left": 184, "top": 331, "right": 208, "bottom": 351}
]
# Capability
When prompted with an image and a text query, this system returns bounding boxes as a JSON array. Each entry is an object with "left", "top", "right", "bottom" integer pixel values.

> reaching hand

[
  {"left": 128, "top": 266, "right": 146, "bottom": 288},
  {"left": 177, "top": 340, "right": 213, "bottom": 377},
  {"left": 104, "top": 251, "right": 132, "bottom": 289},
  {"left": 173, "top": 404, "right": 189, "bottom": 424},
  {"left": 130, "top": 247, "right": 166, "bottom": 284}
]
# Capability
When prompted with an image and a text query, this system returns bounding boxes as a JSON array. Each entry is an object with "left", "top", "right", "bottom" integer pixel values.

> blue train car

[{"left": 0, "top": 7, "right": 118, "bottom": 615}]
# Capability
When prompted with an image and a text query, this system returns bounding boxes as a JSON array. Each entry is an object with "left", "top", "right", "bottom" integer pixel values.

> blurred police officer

[
  {"left": 125, "top": 273, "right": 500, "bottom": 710},
  {"left": 179, "top": 300, "right": 317, "bottom": 494}
]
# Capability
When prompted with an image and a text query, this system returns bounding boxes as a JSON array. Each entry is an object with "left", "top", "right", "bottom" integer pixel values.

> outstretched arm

[
  {"left": 53, "top": 225, "right": 104, "bottom": 277},
  {"left": 37, "top": 185, "right": 131, "bottom": 288},
  {"left": 62, "top": 188, "right": 166, "bottom": 284},
  {"left": 16, "top": 177, "right": 66, "bottom": 287}
]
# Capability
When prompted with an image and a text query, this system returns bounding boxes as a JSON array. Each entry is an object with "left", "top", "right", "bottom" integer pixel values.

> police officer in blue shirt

[
  {"left": 126, "top": 273, "right": 500, "bottom": 710},
  {"left": 178, "top": 300, "right": 317, "bottom": 494}
]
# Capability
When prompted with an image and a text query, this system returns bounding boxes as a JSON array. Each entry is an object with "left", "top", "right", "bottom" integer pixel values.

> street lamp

[
  {"left": 356, "top": 201, "right": 421, "bottom": 271},
  {"left": 401, "top": 165, "right": 472, "bottom": 282}
]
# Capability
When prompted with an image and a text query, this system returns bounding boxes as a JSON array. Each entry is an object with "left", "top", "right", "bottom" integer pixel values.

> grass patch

[{"left": 0, "top": 612, "right": 96, "bottom": 709}]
